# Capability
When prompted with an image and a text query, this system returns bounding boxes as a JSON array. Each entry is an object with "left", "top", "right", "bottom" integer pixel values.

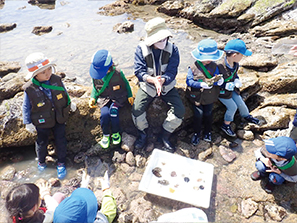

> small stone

[
  {"left": 219, "top": 145, "right": 236, "bottom": 162},
  {"left": 126, "top": 151, "right": 136, "bottom": 166},
  {"left": 32, "top": 26, "right": 53, "bottom": 35},
  {"left": 135, "top": 155, "right": 146, "bottom": 168},
  {"left": 264, "top": 203, "right": 287, "bottom": 221},
  {"left": 198, "top": 147, "right": 213, "bottom": 161},
  {"left": 121, "top": 132, "right": 136, "bottom": 152},
  {"left": 241, "top": 198, "right": 258, "bottom": 218},
  {"left": 237, "top": 130, "right": 254, "bottom": 140},
  {"left": 112, "top": 151, "right": 126, "bottom": 163}
]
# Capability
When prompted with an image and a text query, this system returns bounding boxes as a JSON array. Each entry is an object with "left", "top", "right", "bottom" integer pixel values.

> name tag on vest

[
  {"left": 113, "top": 85, "right": 120, "bottom": 91},
  {"left": 56, "top": 93, "right": 63, "bottom": 100}
]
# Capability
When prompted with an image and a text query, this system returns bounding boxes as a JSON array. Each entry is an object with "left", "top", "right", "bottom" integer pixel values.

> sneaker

[
  {"left": 250, "top": 171, "right": 262, "bottom": 181},
  {"left": 38, "top": 162, "right": 47, "bottom": 172},
  {"left": 57, "top": 163, "right": 67, "bottom": 180},
  {"left": 221, "top": 124, "right": 236, "bottom": 137},
  {"left": 191, "top": 133, "right": 200, "bottom": 146},
  {"left": 203, "top": 132, "right": 212, "bottom": 142},
  {"left": 99, "top": 135, "right": 110, "bottom": 149},
  {"left": 111, "top": 132, "right": 121, "bottom": 145},
  {"left": 264, "top": 181, "right": 275, "bottom": 194},
  {"left": 244, "top": 115, "right": 260, "bottom": 125}
]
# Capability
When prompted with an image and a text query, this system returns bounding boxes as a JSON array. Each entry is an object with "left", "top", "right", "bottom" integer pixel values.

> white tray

[{"left": 139, "top": 149, "right": 214, "bottom": 208}]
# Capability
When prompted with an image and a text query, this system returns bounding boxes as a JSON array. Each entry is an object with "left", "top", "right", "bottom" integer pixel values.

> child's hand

[
  {"left": 128, "top": 97, "right": 134, "bottom": 106},
  {"left": 266, "top": 165, "right": 281, "bottom": 174},
  {"left": 225, "top": 82, "right": 235, "bottom": 91},
  {"left": 234, "top": 79, "right": 242, "bottom": 88},
  {"left": 38, "top": 182, "right": 51, "bottom": 199},
  {"left": 25, "top": 123, "right": 36, "bottom": 133},
  {"left": 89, "top": 98, "right": 97, "bottom": 108}
]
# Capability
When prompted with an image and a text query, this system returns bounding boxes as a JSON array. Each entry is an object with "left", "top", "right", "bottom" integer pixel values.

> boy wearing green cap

[{"left": 89, "top": 49, "right": 134, "bottom": 149}]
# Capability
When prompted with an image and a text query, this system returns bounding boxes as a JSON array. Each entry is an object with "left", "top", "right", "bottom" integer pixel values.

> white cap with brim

[
  {"left": 191, "top": 39, "right": 224, "bottom": 62},
  {"left": 25, "top": 52, "right": 55, "bottom": 81},
  {"left": 144, "top": 17, "right": 172, "bottom": 46}
]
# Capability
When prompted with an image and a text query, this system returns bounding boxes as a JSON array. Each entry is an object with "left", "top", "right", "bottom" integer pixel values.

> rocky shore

[{"left": 1, "top": 0, "right": 297, "bottom": 222}]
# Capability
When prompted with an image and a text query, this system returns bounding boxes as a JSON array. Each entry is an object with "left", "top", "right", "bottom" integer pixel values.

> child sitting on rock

[
  {"left": 23, "top": 52, "right": 76, "bottom": 179},
  {"left": 218, "top": 39, "right": 260, "bottom": 137},
  {"left": 251, "top": 136, "right": 297, "bottom": 193},
  {"left": 5, "top": 182, "right": 64, "bottom": 223},
  {"left": 88, "top": 49, "right": 134, "bottom": 149},
  {"left": 186, "top": 39, "right": 224, "bottom": 145}
]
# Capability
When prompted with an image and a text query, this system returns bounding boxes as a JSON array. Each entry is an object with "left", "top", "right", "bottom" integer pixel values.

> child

[
  {"left": 53, "top": 171, "right": 117, "bottom": 223},
  {"left": 5, "top": 182, "right": 63, "bottom": 223},
  {"left": 251, "top": 136, "right": 297, "bottom": 193},
  {"left": 218, "top": 39, "right": 259, "bottom": 137},
  {"left": 23, "top": 52, "right": 75, "bottom": 179},
  {"left": 186, "top": 39, "right": 224, "bottom": 145},
  {"left": 88, "top": 49, "right": 134, "bottom": 149}
]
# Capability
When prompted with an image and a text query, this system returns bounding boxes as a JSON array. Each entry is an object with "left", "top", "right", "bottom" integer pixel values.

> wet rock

[
  {"left": 0, "top": 166, "right": 16, "bottom": 180},
  {"left": 48, "top": 178, "right": 61, "bottom": 187},
  {"left": 126, "top": 151, "right": 136, "bottom": 166},
  {"left": 0, "top": 23, "right": 17, "bottom": 33},
  {"left": 73, "top": 152, "right": 85, "bottom": 164},
  {"left": 0, "top": 61, "right": 21, "bottom": 77},
  {"left": 264, "top": 203, "right": 287, "bottom": 221},
  {"left": 120, "top": 163, "right": 135, "bottom": 174},
  {"left": 32, "top": 26, "right": 53, "bottom": 35},
  {"left": 198, "top": 147, "right": 213, "bottom": 161},
  {"left": 135, "top": 154, "right": 146, "bottom": 168},
  {"left": 28, "top": 0, "right": 56, "bottom": 4},
  {"left": 241, "top": 198, "right": 258, "bottom": 218},
  {"left": 237, "top": 130, "right": 254, "bottom": 140},
  {"left": 121, "top": 132, "right": 136, "bottom": 152},
  {"left": 99, "top": 1, "right": 130, "bottom": 16},
  {"left": 112, "top": 151, "right": 126, "bottom": 163},
  {"left": 219, "top": 145, "right": 236, "bottom": 163},
  {"left": 113, "top": 21, "right": 134, "bottom": 33}
]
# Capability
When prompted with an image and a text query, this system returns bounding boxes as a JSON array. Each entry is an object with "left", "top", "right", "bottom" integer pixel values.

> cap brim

[
  {"left": 89, "top": 63, "right": 108, "bottom": 79},
  {"left": 144, "top": 29, "right": 172, "bottom": 46},
  {"left": 243, "top": 49, "right": 252, "bottom": 56},
  {"left": 25, "top": 64, "right": 55, "bottom": 81},
  {"left": 191, "top": 49, "right": 224, "bottom": 61}
]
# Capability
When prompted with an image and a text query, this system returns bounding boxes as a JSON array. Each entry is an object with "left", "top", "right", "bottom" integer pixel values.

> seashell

[
  {"left": 152, "top": 167, "right": 162, "bottom": 178},
  {"left": 184, "top": 177, "right": 190, "bottom": 182},
  {"left": 171, "top": 171, "right": 177, "bottom": 177},
  {"left": 158, "top": 179, "right": 169, "bottom": 185}
]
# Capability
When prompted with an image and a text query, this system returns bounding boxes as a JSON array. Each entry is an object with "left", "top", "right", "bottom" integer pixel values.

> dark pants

[
  {"left": 193, "top": 103, "right": 213, "bottom": 136},
  {"left": 100, "top": 101, "right": 120, "bottom": 135},
  {"left": 36, "top": 123, "right": 67, "bottom": 164}
]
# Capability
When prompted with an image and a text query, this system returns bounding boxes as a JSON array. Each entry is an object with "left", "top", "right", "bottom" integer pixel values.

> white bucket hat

[
  {"left": 144, "top": 17, "right": 172, "bottom": 46},
  {"left": 25, "top": 52, "right": 55, "bottom": 81}
]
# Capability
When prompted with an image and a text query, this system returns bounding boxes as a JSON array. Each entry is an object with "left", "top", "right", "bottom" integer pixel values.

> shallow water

[{"left": 0, "top": 0, "right": 195, "bottom": 85}]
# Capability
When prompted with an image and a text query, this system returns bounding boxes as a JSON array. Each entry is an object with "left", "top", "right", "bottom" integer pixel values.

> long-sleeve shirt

[{"left": 134, "top": 43, "right": 180, "bottom": 85}]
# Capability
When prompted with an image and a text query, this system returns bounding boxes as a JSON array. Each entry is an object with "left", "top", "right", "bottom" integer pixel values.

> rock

[
  {"left": 99, "top": 1, "right": 130, "bottom": 16},
  {"left": 48, "top": 178, "right": 61, "bottom": 187},
  {"left": 157, "top": 0, "right": 185, "bottom": 16},
  {"left": 113, "top": 21, "right": 134, "bottom": 33},
  {"left": 112, "top": 151, "right": 126, "bottom": 163},
  {"left": 135, "top": 154, "right": 146, "bottom": 168},
  {"left": 126, "top": 151, "right": 136, "bottom": 166},
  {"left": 0, "top": 23, "right": 17, "bottom": 33},
  {"left": 264, "top": 203, "right": 287, "bottom": 221},
  {"left": 0, "top": 166, "right": 16, "bottom": 180},
  {"left": 219, "top": 145, "right": 236, "bottom": 163},
  {"left": 28, "top": 0, "right": 56, "bottom": 4},
  {"left": 121, "top": 132, "right": 136, "bottom": 152},
  {"left": 198, "top": 147, "right": 213, "bottom": 161},
  {"left": 241, "top": 198, "right": 258, "bottom": 218},
  {"left": 0, "top": 61, "right": 21, "bottom": 77},
  {"left": 32, "top": 26, "right": 53, "bottom": 35},
  {"left": 237, "top": 130, "right": 254, "bottom": 140},
  {"left": 145, "top": 142, "right": 154, "bottom": 153},
  {"left": 0, "top": 180, "right": 18, "bottom": 199},
  {"left": 0, "top": 75, "right": 25, "bottom": 100},
  {"left": 120, "top": 163, "right": 135, "bottom": 174}
]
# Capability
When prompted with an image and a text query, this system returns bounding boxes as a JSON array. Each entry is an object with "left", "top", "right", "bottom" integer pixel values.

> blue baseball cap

[
  {"left": 224, "top": 39, "right": 252, "bottom": 56},
  {"left": 89, "top": 49, "right": 113, "bottom": 79},
  {"left": 191, "top": 39, "right": 224, "bottom": 61},
  {"left": 264, "top": 136, "right": 297, "bottom": 159},
  {"left": 53, "top": 188, "right": 98, "bottom": 223}
]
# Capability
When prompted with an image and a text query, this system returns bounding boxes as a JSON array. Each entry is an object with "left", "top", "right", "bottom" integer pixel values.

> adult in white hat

[
  {"left": 22, "top": 52, "right": 76, "bottom": 180},
  {"left": 132, "top": 17, "right": 185, "bottom": 153}
]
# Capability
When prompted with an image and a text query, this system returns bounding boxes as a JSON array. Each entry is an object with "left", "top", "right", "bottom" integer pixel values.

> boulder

[{"left": 0, "top": 61, "right": 21, "bottom": 77}]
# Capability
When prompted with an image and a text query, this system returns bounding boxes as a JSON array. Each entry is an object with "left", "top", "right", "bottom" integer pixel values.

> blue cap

[
  {"left": 264, "top": 136, "right": 297, "bottom": 159},
  {"left": 224, "top": 39, "right": 252, "bottom": 56},
  {"left": 191, "top": 39, "right": 224, "bottom": 61},
  {"left": 89, "top": 49, "right": 113, "bottom": 79},
  {"left": 53, "top": 188, "right": 98, "bottom": 223}
]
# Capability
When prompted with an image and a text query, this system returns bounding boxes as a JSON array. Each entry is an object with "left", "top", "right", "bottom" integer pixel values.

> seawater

[{"left": 0, "top": 0, "right": 195, "bottom": 85}]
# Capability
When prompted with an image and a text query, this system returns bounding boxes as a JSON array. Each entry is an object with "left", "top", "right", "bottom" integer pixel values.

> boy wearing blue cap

[
  {"left": 186, "top": 39, "right": 224, "bottom": 145},
  {"left": 89, "top": 50, "right": 134, "bottom": 149},
  {"left": 218, "top": 39, "right": 260, "bottom": 137},
  {"left": 251, "top": 136, "right": 297, "bottom": 193}
]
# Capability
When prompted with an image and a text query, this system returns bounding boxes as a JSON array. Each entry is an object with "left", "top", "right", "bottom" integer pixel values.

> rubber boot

[
  {"left": 134, "top": 129, "right": 147, "bottom": 150},
  {"left": 161, "top": 128, "right": 175, "bottom": 153}
]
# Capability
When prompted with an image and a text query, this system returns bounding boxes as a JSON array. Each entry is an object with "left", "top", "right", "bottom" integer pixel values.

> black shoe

[
  {"left": 244, "top": 115, "right": 260, "bottom": 125},
  {"left": 221, "top": 124, "right": 236, "bottom": 137},
  {"left": 264, "top": 181, "right": 275, "bottom": 194},
  {"left": 191, "top": 133, "right": 200, "bottom": 146},
  {"left": 134, "top": 130, "right": 147, "bottom": 150},
  {"left": 203, "top": 132, "right": 212, "bottom": 142},
  {"left": 250, "top": 171, "right": 262, "bottom": 181},
  {"left": 161, "top": 129, "right": 175, "bottom": 153}
]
